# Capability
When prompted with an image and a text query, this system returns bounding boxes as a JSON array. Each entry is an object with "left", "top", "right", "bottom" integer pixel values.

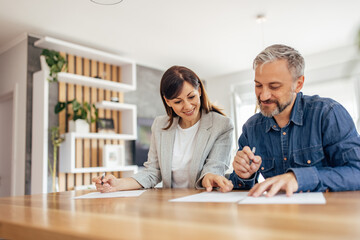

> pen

[
  {"left": 250, "top": 147, "right": 265, "bottom": 183},
  {"left": 100, "top": 173, "right": 105, "bottom": 185},
  {"left": 249, "top": 147, "right": 256, "bottom": 165}
]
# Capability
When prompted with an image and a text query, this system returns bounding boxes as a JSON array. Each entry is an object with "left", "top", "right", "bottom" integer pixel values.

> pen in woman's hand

[{"left": 101, "top": 173, "right": 105, "bottom": 185}]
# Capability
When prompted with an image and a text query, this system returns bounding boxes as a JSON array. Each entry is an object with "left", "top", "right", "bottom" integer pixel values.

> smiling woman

[{"left": 92, "top": 66, "right": 235, "bottom": 193}]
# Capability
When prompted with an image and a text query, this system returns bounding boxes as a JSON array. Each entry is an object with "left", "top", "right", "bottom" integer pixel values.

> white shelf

[
  {"left": 94, "top": 101, "right": 135, "bottom": 110},
  {"left": 34, "top": 36, "right": 136, "bottom": 89},
  {"left": 59, "top": 132, "right": 138, "bottom": 173},
  {"left": 34, "top": 36, "right": 135, "bottom": 67},
  {"left": 95, "top": 101, "right": 137, "bottom": 137},
  {"left": 57, "top": 72, "right": 135, "bottom": 92},
  {"left": 61, "top": 132, "right": 136, "bottom": 141},
  {"left": 66, "top": 166, "right": 138, "bottom": 174}
]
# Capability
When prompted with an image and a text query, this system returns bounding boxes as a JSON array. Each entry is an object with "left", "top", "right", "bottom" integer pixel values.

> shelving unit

[
  {"left": 32, "top": 36, "right": 138, "bottom": 192},
  {"left": 95, "top": 101, "right": 137, "bottom": 136},
  {"left": 59, "top": 132, "right": 137, "bottom": 173},
  {"left": 34, "top": 36, "right": 136, "bottom": 90}
]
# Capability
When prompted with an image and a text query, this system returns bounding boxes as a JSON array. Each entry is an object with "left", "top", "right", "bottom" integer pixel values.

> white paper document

[
  {"left": 238, "top": 192, "right": 326, "bottom": 204},
  {"left": 73, "top": 190, "right": 147, "bottom": 199},
  {"left": 169, "top": 191, "right": 249, "bottom": 202},
  {"left": 169, "top": 191, "right": 326, "bottom": 204}
]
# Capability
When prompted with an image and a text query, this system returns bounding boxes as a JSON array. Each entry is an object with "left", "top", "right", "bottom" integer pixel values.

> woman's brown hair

[{"left": 160, "top": 66, "right": 224, "bottom": 130}]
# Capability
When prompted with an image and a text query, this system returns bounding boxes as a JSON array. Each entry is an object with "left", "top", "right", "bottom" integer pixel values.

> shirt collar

[
  {"left": 289, "top": 92, "right": 303, "bottom": 126},
  {"left": 264, "top": 92, "right": 304, "bottom": 132}
]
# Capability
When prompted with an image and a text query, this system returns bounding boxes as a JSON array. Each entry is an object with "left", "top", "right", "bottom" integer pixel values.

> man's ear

[{"left": 295, "top": 76, "right": 304, "bottom": 93}]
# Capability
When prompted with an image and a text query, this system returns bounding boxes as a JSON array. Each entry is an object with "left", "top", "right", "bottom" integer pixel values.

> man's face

[{"left": 254, "top": 59, "right": 301, "bottom": 118}]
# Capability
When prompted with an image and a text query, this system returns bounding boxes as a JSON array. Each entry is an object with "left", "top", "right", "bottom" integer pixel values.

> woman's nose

[{"left": 183, "top": 100, "right": 192, "bottom": 109}]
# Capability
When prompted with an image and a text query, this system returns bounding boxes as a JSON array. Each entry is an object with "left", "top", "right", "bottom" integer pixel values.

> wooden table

[{"left": 0, "top": 189, "right": 360, "bottom": 240}]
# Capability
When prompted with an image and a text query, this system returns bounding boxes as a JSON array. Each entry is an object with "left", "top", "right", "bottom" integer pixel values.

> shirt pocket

[
  {"left": 259, "top": 157, "right": 275, "bottom": 176},
  {"left": 292, "top": 145, "right": 324, "bottom": 167}
]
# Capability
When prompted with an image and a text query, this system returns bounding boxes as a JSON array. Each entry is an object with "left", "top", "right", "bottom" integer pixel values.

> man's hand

[
  {"left": 233, "top": 146, "right": 262, "bottom": 179},
  {"left": 248, "top": 172, "right": 299, "bottom": 197},
  {"left": 202, "top": 173, "right": 233, "bottom": 192}
]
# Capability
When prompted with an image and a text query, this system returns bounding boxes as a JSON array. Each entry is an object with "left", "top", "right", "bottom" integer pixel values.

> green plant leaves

[
  {"left": 41, "top": 49, "right": 67, "bottom": 82},
  {"left": 54, "top": 99, "right": 98, "bottom": 124}
]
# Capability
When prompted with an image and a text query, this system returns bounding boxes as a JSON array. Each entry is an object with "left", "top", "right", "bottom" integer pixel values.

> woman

[{"left": 92, "top": 66, "right": 234, "bottom": 192}]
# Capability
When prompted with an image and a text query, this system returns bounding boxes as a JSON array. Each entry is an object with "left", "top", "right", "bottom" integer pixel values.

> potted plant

[
  {"left": 55, "top": 99, "right": 98, "bottom": 133},
  {"left": 41, "top": 49, "right": 67, "bottom": 82}
]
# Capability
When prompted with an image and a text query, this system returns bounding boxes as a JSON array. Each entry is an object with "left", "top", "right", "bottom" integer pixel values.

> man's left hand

[{"left": 248, "top": 172, "right": 299, "bottom": 197}]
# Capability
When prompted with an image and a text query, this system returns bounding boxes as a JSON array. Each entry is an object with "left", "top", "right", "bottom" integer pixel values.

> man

[{"left": 229, "top": 44, "right": 360, "bottom": 197}]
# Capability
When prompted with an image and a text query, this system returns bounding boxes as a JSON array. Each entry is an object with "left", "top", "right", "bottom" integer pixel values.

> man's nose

[{"left": 259, "top": 88, "right": 271, "bottom": 101}]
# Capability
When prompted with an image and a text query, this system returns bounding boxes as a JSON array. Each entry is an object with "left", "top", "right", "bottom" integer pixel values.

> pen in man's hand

[
  {"left": 249, "top": 147, "right": 256, "bottom": 165},
  {"left": 100, "top": 173, "right": 105, "bottom": 185}
]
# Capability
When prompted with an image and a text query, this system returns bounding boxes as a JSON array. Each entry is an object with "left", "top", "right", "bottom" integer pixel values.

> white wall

[{"left": 0, "top": 35, "right": 28, "bottom": 196}]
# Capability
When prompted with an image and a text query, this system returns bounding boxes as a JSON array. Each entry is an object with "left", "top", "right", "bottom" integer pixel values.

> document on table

[
  {"left": 73, "top": 190, "right": 147, "bottom": 199},
  {"left": 238, "top": 192, "right": 326, "bottom": 204},
  {"left": 169, "top": 191, "right": 248, "bottom": 202},
  {"left": 169, "top": 191, "right": 326, "bottom": 204}
]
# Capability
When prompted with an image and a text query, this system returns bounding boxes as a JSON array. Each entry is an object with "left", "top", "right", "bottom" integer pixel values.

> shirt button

[
  {"left": 273, "top": 125, "right": 276, "bottom": 128},
  {"left": 283, "top": 132, "right": 286, "bottom": 135},
  {"left": 307, "top": 160, "right": 311, "bottom": 164},
  {"left": 261, "top": 167, "right": 265, "bottom": 170},
  {"left": 284, "top": 157, "right": 287, "bottom": 161}
]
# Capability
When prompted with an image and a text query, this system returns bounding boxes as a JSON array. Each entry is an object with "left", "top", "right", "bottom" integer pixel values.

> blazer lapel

[
  {"left": 160, "top": 118, "right": 178, "bottom": 188},
  {"left": 189, "top": 111, "right": 212, "bottom": 187}
]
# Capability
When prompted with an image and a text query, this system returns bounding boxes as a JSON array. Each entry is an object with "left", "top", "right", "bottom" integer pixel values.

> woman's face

[{"left": 164, "top": 81, "right": 202, "bottom": 128}]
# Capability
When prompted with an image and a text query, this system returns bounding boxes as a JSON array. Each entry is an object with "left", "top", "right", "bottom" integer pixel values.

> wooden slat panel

[
  {"left": 58, "top": 52, "right": 67, "bottom": 191},
  {"left": 83, "top": 58, "right": 91, "bottom": 169},
  {"left": 66, "top": 173, "right": 74, "bottom": 191},
  {"left": 118, "top": 67, "right": 124, "bottom": 102},
  {"left": 90, "top": 60, "right": 98, "bottom": 167},
  {"left": 66, "top": 55, "right": 76, "bottom": 190},
  {"left": 111, "top": 66, "right": 121, "bottom": 146},
  {"left": 104, "top": 63, "right": 112, "bottom": 149},
  {"left": 75, "top": 56, "right": 84, "bottom": 187},
  {"left": 84, "top": 173, "right": 91, "bottom": 186},
  {"left": 98, "top": 63, "right": 105, "bottom": 167}
]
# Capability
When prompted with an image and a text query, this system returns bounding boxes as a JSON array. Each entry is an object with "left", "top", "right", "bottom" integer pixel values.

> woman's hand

[
  {"left": 92, "top": 175, "right": 143, "bottom": 193},
  {"left": 202, "top": 173, "right": 233, "bottom": 192},
  {"left": 92, "top": 174, "right": 120, "bottom": 193}
]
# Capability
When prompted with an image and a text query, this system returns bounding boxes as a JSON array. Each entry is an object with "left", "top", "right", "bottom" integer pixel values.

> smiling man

[{"left": 229, "top": 44, "right": 360, "bottom": 197}]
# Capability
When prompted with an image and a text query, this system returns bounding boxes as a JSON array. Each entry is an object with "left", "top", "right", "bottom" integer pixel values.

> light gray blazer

[{"left": 132, "top": 110, "right": 234, "bottom": 188}]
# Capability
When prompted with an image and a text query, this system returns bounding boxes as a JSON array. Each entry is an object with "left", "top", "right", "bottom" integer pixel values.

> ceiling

[{"left": 0, "top": 0, "right": 359, "bottom": 79}]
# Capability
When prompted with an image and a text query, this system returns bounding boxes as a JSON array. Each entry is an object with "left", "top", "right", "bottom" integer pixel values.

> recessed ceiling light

[{"left": 90, "top": 0, "right": 123, "bottom": 5}]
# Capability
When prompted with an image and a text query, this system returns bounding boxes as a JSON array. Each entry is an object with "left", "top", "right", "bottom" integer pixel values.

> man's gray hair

[{"left": 253, "top": 44, "right": 305, "bottom": 80}]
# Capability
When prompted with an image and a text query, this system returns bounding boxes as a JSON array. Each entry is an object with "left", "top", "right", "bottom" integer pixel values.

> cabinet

[{"left": 32, "top": 36, "right": 138, "bottom": 193}]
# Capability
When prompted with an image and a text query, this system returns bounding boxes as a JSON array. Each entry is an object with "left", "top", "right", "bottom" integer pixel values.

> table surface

[{"left": 0, "top": 189, "right": 360, "bottom": 240}]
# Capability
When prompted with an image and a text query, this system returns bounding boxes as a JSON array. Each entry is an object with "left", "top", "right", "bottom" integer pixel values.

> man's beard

[{"left": 258, "top": 94, "right": 294, "bottom": 117}]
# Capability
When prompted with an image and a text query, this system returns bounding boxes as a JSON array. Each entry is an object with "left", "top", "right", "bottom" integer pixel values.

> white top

[{"left": 171, "top": 121, "right": 200, "bottom": 188}]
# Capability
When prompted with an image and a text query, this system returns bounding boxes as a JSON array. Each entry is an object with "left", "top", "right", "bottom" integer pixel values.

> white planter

[{"left": 69, "top": 119, "right": 90, "bottom": 133}]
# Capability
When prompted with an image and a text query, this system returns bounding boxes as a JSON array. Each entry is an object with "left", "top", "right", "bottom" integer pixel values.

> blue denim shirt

[{"left": 229, "top": 92, "right": 360, "bottom": 192}]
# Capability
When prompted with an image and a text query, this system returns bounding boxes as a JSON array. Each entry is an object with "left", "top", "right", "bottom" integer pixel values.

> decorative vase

[{"left": 69, "top": 119, "right": 90, "bottom": 133}]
